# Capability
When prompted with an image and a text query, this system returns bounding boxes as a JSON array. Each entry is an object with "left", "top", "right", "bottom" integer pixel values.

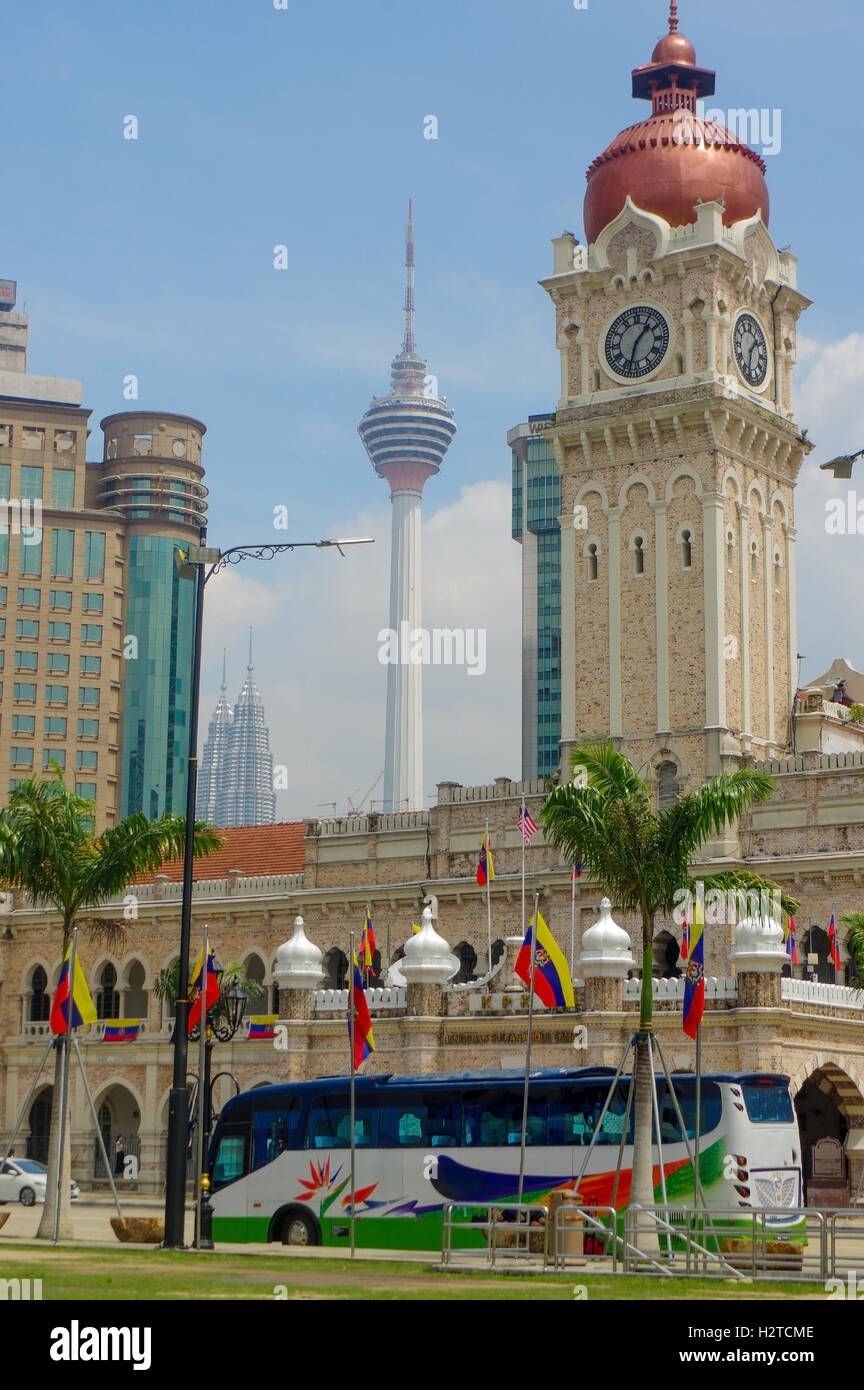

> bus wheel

[{"left": 279, "top": 1211, "right": 317, "bottom": 1247}]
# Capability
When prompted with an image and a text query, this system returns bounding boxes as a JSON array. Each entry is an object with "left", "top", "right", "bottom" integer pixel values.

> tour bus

[{"left": 208, "top": 1066, "right": 802, "bottom": 1249}]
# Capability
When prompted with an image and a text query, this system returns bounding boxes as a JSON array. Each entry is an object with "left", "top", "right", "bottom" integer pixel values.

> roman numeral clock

[{"left": 604, "top": 305, "right": 670, "bottom": 379}]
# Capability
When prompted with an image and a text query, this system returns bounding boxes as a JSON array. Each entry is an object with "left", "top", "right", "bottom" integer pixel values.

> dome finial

[{"left": 669, "top": 0, "right": 679, "bottom": 34}]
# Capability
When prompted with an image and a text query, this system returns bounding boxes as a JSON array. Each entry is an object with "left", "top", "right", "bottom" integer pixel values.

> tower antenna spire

[
  {"left": 221, "top": 648, "right": 227, "bottom": 689},
  {"left": 402, "top": 198, "right": 415, "bottom": 356},
  {"left": 248, "top": 626, "right": 253, "bottom": 671},
  {"left": 668, "top": 0, "right": 679, "bottom": 32}
]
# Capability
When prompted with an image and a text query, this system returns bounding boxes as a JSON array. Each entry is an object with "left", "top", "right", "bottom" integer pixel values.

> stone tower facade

[{"left": 541, "top": 12, "right": 811, "bottom": 816}]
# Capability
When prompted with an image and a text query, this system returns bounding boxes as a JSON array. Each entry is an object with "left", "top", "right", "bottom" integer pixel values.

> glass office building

[{"left": 509, "top": 415, "right": 561, "bottom": 780}]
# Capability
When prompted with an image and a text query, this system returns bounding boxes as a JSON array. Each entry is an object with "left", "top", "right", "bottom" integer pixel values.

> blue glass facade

[
  {"left": 511, "top": 417, "right": 562, "bottom": 781},
  {"left": 121, "top": 535, "right": 194, "bottom": 818}
]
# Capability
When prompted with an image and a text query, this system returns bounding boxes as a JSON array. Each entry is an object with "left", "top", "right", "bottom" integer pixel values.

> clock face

[
  {"left": 605, "top": 306, "right": 670, "bottom": 379},
  {"left": 733, "top": 313, "right": 768, "bottom": 388}
]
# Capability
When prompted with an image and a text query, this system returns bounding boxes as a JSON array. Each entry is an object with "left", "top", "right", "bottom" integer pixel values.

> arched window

[
  {"left": 750, "top": 539, "right": 759, "bottom": 582},
  {"left": 773, "top": 550, "right": 782, "bottom": 593},
  {"left": 681, "top": 529, "right": 692, "bottom": 570},
  {"left": 323, "top": 948, "right": 348, "bottom": 990},
  {"left": 124, "top": 959, "right": 147, "bottom": 1020},
  {"left": 633, "top": 535, "right": 645, "bottom": 576},
  {"left": 726, "top": 530, "right": 735, "bottom": 574},
  {"left": 29, "top": 966, "right": 50, "bottom": 1021},
  {"left": 96, "top": 963, "right": 120, "bottom": 1020},
  {"left": 587, "top": 543, "right": 598, "bottom": 583},
  {"left": 657, "top": 761, "right": 679, "bottom": 811},
  {"left": 453, "top": 942, "right": 477, "bottom": 985},
  {"left": 491, "top": 938, "right": 505, "bottom": 969}
]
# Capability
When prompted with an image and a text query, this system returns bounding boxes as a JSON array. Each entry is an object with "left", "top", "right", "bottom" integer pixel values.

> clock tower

[{"left": 541, "top": 2, "right": 811, "bottom": 806}]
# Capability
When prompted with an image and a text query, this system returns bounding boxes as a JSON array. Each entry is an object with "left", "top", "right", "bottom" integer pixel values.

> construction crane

[{"left": 347, "top": 771, "right": 384, "bottom": 815}]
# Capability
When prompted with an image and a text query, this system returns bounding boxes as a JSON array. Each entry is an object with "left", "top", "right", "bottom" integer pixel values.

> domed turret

[
  {"left": 273, "top": 916, "right": 325, "bottom": 991},
  {"left": 583, "top": 1, "right": 769, "bottom": 243}
]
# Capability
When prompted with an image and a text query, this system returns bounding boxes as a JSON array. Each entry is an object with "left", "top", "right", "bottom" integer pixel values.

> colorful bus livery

[{"left": 208, "top": 1068, "right": 802, "bottom": 1249}]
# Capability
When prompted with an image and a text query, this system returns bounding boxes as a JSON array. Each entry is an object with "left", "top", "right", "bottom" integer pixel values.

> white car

[{"left": 0, "top": 1158, "right": 80, "bottom": 1206}]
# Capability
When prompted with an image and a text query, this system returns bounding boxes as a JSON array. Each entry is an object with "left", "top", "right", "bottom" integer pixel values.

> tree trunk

[
  {"left": 629, "top": 937, "right": 659, "bottom": 1255},
  {"left": 35, "top": 1036, "right": 74, "bottom": 1239}
]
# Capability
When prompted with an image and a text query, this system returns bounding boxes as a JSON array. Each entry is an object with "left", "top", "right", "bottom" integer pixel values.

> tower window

[
  {"left": 726, "top": 531, "right": 735, "bottom": 573},
  {"left": 657, "top": 761, "right": 680, "bottom": 811},
  {"left": 681, "top": 529, "right": 692, "bottom": 570},
  {"left": 773, "top": 550, "right": 782, "bottom": 592},
  {"left": 587, "top": 544, "right": 598, "bottom": 583},
  {"left": 633, "top": 536, "right": 645, "bottom": 576},
  {"left": 750, "top": 540, "right": 759, "bottom": 582}
]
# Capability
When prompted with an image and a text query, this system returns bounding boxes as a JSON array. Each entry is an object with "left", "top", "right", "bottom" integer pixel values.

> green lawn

[{"left": 0, "top": 1245, "right": 826, "bottom": 1300}]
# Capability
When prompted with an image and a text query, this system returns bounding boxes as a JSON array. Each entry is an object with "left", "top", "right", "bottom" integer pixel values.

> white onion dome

[
  {"left": 273, "top": 916, "right": 325, "bottom": 990},
  {"left": 579, "top": 897, "right": 635, "bottom": 978},
  {"left": 731, "top": 914, "right": 786, "bottom": 973},
  {"left": 399, "top": 905, "right": 460, "bottom": 985}
]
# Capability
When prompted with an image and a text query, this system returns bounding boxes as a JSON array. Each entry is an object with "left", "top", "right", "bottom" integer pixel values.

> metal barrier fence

[{"left": 440, "top": 1200, "right": 864, "bottom": 1282}]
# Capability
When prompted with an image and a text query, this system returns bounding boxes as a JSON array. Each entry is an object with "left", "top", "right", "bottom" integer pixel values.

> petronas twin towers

[{"left": 197, "top": 635, "right": 276, "bottom": 827}]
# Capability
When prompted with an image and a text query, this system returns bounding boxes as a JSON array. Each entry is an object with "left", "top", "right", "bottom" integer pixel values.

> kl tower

[{"left": 358, "top": 204, "right": 456, "bottom": 814}]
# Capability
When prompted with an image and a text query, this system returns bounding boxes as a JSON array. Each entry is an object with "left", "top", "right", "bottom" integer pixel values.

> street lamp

[
  {"left": 191, "top": 959, "right": 247, "bottom": 1249},
  {"left": 163, "top": 534, "right": 374, "bottom": 1249},
  {"left": 819, "top": 448, "right": 864, "bottom": 480}
]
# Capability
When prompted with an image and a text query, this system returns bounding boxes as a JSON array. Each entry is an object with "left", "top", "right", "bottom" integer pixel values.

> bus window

[
  {"left": 656, "top": 1081, "right": 721, "bottom": 1139},
  {"left": 252, "top": 1101, "right": 303, "bottom": 1170},
  {"left": 307, "top": 1097, "right": 377, "bottom": 1149},
  {"left": 379, "top": 1098, "right": 460, "bottom": 1148},
  {"left": 212, "top": 1133, "right": 246, "bottom": 1185},
  {"left": 741, "top": 1083, "right": 794, "bottom": 1124},
  {"left": 463, "top": 1097, "right": 546, "bottom": 1146},
  {"left": 549, "top": 1085, "right": 632, "bottom": 1145}
]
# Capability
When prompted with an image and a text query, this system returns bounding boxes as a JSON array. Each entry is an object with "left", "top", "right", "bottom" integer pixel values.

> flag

[
  {"left": 248, "top": 1015, "right": 278, "bottom": 1040},
  {"left": 349, "top": 953, "right": 374, "bottom": 1069},
  {"left": 517, "top": 807, "right": 538, "bottom": 844},
  {"left": 360, "top": 912, "right": 376, "bottom": 975},
  {"left": 102, "top": 1019, "right": 140, "bottom": 1043},
  {"left": 681, "top": 916, "right": 689, "bottom": 962},
  {"left": 828, "top": 913, "right": 842, "bottom": 969},
  {"left": 682, "top": 897, "right": 705, "bottom": 1039},
  {"left": 476, "top": 831, "right": 495, "bottom": 886},
  {"left": 412, "top": 922, "right": 421, "bottom": 934},
  {"left": 515, "top": 910, "right": 575, "bottom": 1008},
  {"left": 785, "top": 915, "right": 798, "bottom": 965},
  {"left": 188, "top": 946, "right": 220, "bottom": 1034},
  {"left": 51, "top": 942, "right": 97, "bottom": 1035},
  {"left": 572, "top": 858, "right": 581, "bottom": 880}
]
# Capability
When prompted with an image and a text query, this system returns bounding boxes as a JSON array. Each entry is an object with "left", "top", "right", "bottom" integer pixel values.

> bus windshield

[{"left": 741, "top": 1082, "right": 794, "bottom": 1124}]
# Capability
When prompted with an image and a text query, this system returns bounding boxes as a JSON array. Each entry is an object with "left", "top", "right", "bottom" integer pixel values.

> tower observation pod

[{"left": 357, "top": 204, "right": 456, "bottom": 815}]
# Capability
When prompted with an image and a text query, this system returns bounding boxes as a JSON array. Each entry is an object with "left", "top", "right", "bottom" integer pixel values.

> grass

[{"left": 0, "top": 1244, "right": 828, "bottom": 1301}]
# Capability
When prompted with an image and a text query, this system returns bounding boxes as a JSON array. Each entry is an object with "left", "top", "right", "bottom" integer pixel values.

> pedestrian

[{"left": 114, "top": 1134, "right": 125, "bottom": 1177}]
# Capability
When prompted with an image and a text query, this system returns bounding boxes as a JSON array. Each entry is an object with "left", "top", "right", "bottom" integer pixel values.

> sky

[{"left": 4, "top": 0, "right": 864, "bottom": 818}]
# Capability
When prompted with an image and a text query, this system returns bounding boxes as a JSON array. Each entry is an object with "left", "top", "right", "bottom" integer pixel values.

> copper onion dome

[{"left": 583, "top": 1, "right": 769, "bottom": 243}]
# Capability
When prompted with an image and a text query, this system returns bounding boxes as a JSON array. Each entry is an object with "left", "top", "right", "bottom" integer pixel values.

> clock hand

[{"left": 630, "top": 326, "right": 653, "bottom": 361}]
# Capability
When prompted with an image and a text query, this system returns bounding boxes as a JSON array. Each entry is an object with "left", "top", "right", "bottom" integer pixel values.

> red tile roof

[{"left": 136, "top": 822, "right": 306, "bottom": 883}]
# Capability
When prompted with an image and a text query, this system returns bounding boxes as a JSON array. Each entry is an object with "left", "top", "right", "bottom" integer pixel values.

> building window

[
  {"left": 726, "top": 530, "right": 735, "bottom": 573},
  {"left": 12, "top": 715, "right": 34, "bottom": 734},
  {"left": 0, "top": 534, "right": 8, "bottom": 575},
  {"left": 15, "top": 619, "right": 38, "bottom": 639},
  {"left": 43, "top": 748, "right": 66, "bottom": 769},
  {"left": 50, "top": 529, "right": 74, "bottom": 579},
  {"left": 44, "top": 717, "right": 67, "bottom": 736},
  {"left": 657, "top": 760, "right": 680, "bottom": 811},
  {"left": 21, "top": 432, "right": 45, "bottom": 456},
  {"left": 96, "top": 963, "right": 120, "bottom": 1020},
  {"left": 50, "top": 590, "right": 72, "bottom": 609},
  {"left": 79, "top": 687, "right": 99, "bottom": 707},
  {"left": 10, "top": 747, "right": 33, "bottom": 767},
  {"left": 83, "top": 532, "right": 106, "bottom": 581},
  {"left": 0, "top": 428, "right": 10, "bottom": 450},
  {"left": 81, "top": 593, "right": 103, "bottom": 612},
  {"left": 633, "top": 535, "right": 645, "bottom": 576},
  {"left": 132, "top": 435, "right": 152, "bottom": 456},
  {"left": 453, "top": 942, "right": 478, "bottom": 984},
  {"left": 14, "top": 651, "right": 38, "bottom": 671},
  {"left": 51, "top": 470, "right": 75, "bottom": 507},
  {"left": 76, "top": 781, "right": 97, "bottom": 799},
  {"left": 750, "top": 539, "right": 759, "bottom": 582},
  {"left": 80, "top": 655, "right": 101, "bottom": 675},
  {"left": 17, "top": 588, "right": 40, "bottom": 608},
  {"left": 29, "top": 966, "right": 50, "bottom": 1022},
  {"left": 53, "top": 430, "right": 75, "bottom": 454},
  {"left": 76, "top": 749, "right": 97, "bottom": 770},
  {"left": 681, "top": 529, "right": 692, "bottom": 570},
  {"left": 81, "top": 624, "right": 102, "bottom": 644},
  {"left": 48, "top": 622, "right": 70, "bottom": 641},
  {"left": 587, "top": 543, "right": 599, "bottom": 583},
  {"left": 12, "top": 683, "right": 36, "bottom": 702},
  {"left": 77, "top": 718, "right": 98, "bottom": 738},
  {"left": 0, "top": 588, "right": 6, "bottom": 605},
  {"left": 47, "top": 653, "right": 69, "bottom": 673},
  {"left": 0, "top": 464, "right": 10, "bottom": 496},
  {"left": 45, "top": 685, "right": 68, "bottom": 705},
  {"left": 773, "top": 550, "right": 782, "bottom": 593},
  {"left": 19, "top": 538, "right": 42, "bottom": 577}
]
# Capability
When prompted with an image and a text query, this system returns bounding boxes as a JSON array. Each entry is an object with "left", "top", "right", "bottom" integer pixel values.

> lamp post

[{"left": 162, "top": 534, "right": 373, "bottom": 1250}]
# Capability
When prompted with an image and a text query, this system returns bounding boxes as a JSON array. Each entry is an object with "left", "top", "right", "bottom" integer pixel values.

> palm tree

[
  {"left": 541, "top": 739, "right": 797, "bottom": 1213},
  {"left": 0, "top": 771, "right": 223, "bottom": 1239},
  {"left": 841, "top": 913, "right": 864, "bottom": 988}
]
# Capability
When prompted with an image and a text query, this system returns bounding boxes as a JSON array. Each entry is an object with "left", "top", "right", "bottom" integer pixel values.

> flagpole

[
  {"left": 517, "top": 891, "right": 540, "bottom": 1212},
  {"left": 53, "top": 925, "right": 78, "bottom": 1244},
  {"left": 694, "top": 1022, "right": 702, "bottom": 1211},
  {"left": 485, "top": 819, "right": 493, "bottom": 979},
  {"left": 194, "top": 924, "right": 209, "bottom": 1248},
  {"left": 349, "top": 927, "right": 356, "bottom": 1260},
  {"left": 569, "top": 861, "right": 577, "bottom": 979},
  {"left": 521, "top": 801, "right": 526, "bottom": 945}
]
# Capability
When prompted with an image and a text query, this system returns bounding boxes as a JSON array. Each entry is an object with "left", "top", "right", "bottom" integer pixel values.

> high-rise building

[
  {"left": 357, "top": 205, "right": 456, "bottom": 814},
  {"left": 0, "top": 283, "right": 207, "bottom": 825},
  {"left": 509, "top": 415, "right": 562, "bottom": 780},
  {"left": 198, "top": 636, "right": 276, "bottom": 827}
]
